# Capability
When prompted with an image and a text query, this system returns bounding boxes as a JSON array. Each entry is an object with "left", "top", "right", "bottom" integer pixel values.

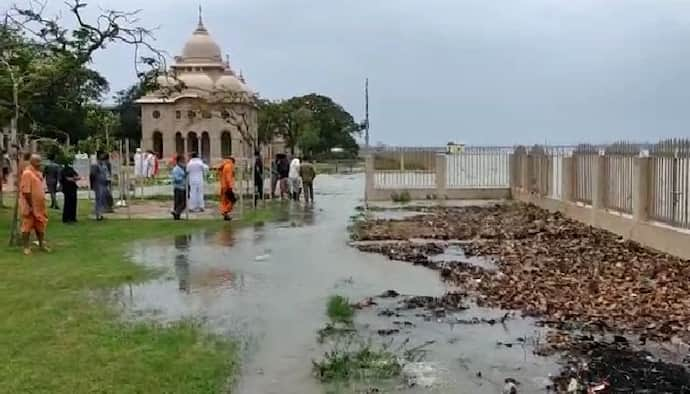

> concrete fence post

[
  {"left": 365, "top": 155, "right": 375, "bottom": 203},
  {"left": 592, "top": 155, "right": 607, "bottom": 210},
  {"left": 435, "top": 154, "right": 447, "bottom": 200},
  {"left": 508, "top": 153, "right": 510, "bottom": 190},
  {"left": 633, "top": 157, "right": 650, "bottom": 222},
  {"left": 561, "top": 157, "right": 574, "bottom": 202},
  {"left": 521, "top": 155, "right": 529, "bottom": 192}
]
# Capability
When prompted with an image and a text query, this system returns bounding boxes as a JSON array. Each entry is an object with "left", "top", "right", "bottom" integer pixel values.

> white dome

[
  {"left": 216, "top": 75, "right": 251, "bottom": 93},
  {"left": 178, "top": 73, "right": 214, "bottom": 91},
  {"left": 180, "top": 23, "right": 222, "bottom": 63},
  {"left": 156, "top": 75, "right": 180, "bottom": 87}
]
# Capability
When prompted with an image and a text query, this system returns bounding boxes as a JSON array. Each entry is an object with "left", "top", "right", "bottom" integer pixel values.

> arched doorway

[
  {"left": 188, "top": 132, "right": 199, "bottom": 155},
  {"left": 201, "top": 132, "right": 210, "bottom": 163},
  {"left": 152, "top": 131, "right": 163, "bottom": 158},
  {"left": 221, "top": 131, "right": 232, "bottom": 158},
  {"left": 175, "top": 132, "right": 184, "bottom": 155}
]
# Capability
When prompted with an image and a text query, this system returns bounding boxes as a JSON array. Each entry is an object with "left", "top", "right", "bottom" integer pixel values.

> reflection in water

[
  {"left": 216, "top": 227, "right": 236, "bottom": 247},
  {"left": 174, "top": 234, "right": 191, "bottom": 293}
]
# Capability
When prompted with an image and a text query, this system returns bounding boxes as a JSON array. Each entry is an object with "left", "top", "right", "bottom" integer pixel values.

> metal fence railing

[
  {"left": 649, "top": 139, "right": 690, "bottom": 229},
  {"left": 372, "top": 147, "right": 439, "bottom": 189},
  {"left": 446, "top": 146, "right": 512, "bottom": 189},
  {"left": 603, "top": 142, "right": 639, "bottom": 214},
  {"left": 573, "top": 144, "right": 600, "bottom": 205}
]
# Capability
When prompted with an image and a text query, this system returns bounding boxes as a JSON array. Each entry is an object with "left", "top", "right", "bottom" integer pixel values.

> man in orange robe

[
  {"left": 20, "top": 154, "right": 49, "bottom": 255},
  {"left": 219, "top": 157, "right": 236, "bottom": 220}
]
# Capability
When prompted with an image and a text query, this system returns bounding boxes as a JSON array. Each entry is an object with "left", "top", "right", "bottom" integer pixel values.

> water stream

[{"left": 114, "top": 174, "right": 559, "bottom": 393}]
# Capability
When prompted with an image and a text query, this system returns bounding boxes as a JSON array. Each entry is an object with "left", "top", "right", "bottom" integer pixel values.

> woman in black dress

[{"left": 61, "top": 162, "right": 80, "bottom": 223}]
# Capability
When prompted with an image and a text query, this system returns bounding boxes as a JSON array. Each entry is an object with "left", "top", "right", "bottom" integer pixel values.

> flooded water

[{"left": 115, "top": 174, "right": 559, "bottom": 393}]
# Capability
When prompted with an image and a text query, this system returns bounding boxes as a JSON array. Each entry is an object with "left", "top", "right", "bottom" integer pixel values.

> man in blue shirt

[{"left": 171, "top": 154, "right": 187, "bottom": 220}]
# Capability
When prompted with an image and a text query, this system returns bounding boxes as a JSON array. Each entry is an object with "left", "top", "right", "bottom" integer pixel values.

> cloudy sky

[{"left": 29, "top": 0, "right": 690, "bottom": 145}]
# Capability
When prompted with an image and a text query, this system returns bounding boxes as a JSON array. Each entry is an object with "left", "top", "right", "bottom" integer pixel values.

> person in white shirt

[
  {"left": 133, "top": 148, "right": 144, "bottom": 178},
  {"left": 144, "top": 151, "right": 156, "bottom": 178},
  {"left": 288, "top": 157, "right": 301, "bottom": 201},
  {"left": 186, "top": 152, "right": 209, "bottom": 212}
]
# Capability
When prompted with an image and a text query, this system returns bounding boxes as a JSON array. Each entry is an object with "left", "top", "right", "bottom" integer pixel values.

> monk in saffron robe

[
  {"left": 20, "top": 154, "right": 50, "bottom": 255},
  {"left": 219, "top": 157, "right": 236, "bottom": 220}
]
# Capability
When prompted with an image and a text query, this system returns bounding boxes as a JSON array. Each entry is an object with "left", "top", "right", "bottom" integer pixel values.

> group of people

[
  {"left": 271, "top": 154, "right": 316, "bottom": 203},
  {"left": 170, "top": 152, "right": 235, "bottom": 221},
  {"left": 133, "top": 148, "right": 159, "bottom": 179},
  {"left": 18, "top": 153, "right": 82, "bottom": 255}
]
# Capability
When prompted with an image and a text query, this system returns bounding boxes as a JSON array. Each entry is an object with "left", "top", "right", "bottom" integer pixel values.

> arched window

[
  {"left": 201, "top": 132, "right": 210, "bottom": 163},
  {"left": 152, "top": 131, "right": 163, "bottom": 158},
  {"left": 175, "top": 132, "right": 184, "bottom": 155},
  {"left": 221, "top": 131, "right": 232, "bottom": 158},
  {"left": 152, "top": 110, "right": 161, "bottom": 119},
  {"left": 188, "top": 132, "right": 199, "bottom": 155}
]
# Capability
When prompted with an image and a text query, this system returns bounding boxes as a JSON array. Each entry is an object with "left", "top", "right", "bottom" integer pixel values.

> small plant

[
  {"left": 313, "top": 340, "right": 402, "bottom": 382},
  {"left": 390, "top": 191, "right": 411, "bottom": 203},
  {"left": 327, "top": 295, "right": 354, "bottom": 324}
]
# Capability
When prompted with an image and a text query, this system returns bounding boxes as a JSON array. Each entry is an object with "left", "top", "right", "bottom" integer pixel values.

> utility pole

[{"left": 364, "top": 78, "right": 370, "bottom": 148}]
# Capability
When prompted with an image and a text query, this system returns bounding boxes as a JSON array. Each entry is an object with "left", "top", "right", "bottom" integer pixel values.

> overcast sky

[{"left": 25, "top": 0, "right": 690, "bottom": 145}]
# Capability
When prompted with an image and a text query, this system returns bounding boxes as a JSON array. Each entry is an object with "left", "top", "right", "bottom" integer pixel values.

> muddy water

[{"left": 116, "top": 174, "right": 559, "bottom": 393}]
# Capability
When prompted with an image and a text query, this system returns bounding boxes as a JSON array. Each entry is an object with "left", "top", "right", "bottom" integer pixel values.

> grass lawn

[{"left": 0, "top": 200, "right": 277, "bottom": 393}]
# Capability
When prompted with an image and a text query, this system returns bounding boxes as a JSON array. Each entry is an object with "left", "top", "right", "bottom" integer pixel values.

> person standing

[
  {"left": 288, "top": 156, "right": 301, "bottom": 201},
  {"left": 277, "top": 154, "right": 290, "bottom": 200},
  {"left": 144, "top": 150, "right": 156, "bottom": 179},
  {"left": 254, "top": 150, "right": 264, "bottom": 207},
  {"left": 43, "top": 153, "right": 61, "bottom": 210},
  {"left": 171, "top": 154, "right": 187, "bottom": 220},
  {"left": 186, "top": 152, "right": 208, "bottom": 212},
  {"left": 300, "top": 157, "right": 317, "bottom": 204},
  {"left": 104, "top": 153, "right": 114, "bottom": 213},
  {"left": 133, "top": 148, "right": 144, "bottom": 178},
  {"left": 270, "top": 154, "right": 279, "bottom": 199},
  {"left": 219, "top": 157, "right": 236, "bottom": 220},
  {"left": 91, "top": 153, "right": 109, "bottom": 221},
  {"left": 20, "top": 154, "right": 49, "bottom": 255},
  {"left": 60, "top": 159, "right": 80, "bottom": 223}
]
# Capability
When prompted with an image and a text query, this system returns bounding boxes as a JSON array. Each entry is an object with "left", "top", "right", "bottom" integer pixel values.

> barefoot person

[
  {"left": 20, "top": 154, "right": 49, "bottom": 255},
  {"left": 219, "top": 156, "right": 236, "bottom": 220},
  {"left": 186, "top": 152, "right": 209, "bottom": 212},
  {"left": 170, "top": 154, "right": 187, "bottom": 220}
]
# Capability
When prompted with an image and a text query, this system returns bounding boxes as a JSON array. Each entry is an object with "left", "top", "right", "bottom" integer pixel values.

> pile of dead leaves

[{"left": 356, "top": 203, "right": 690, "bottom": 344}]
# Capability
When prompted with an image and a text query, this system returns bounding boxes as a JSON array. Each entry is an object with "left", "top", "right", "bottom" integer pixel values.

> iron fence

[
  {"left": 371, "top": 147, "right": 438, "bottom": 189},
  {"left": 649, "top": 139, "right": 690, "bottom": 229},
  {"left": 603, "top": 142, "right": 639, "bottom": 214},
  {"left": 446, "top": 146, "right": 512, "bottom": 189},
  {"left": 573, "top": 144, "right": 600, "bottom": 205}
]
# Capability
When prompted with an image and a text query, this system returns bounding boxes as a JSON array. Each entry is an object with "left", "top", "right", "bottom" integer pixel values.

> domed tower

[{"left": 137, "top": 8, "right": 258, "bottom": 165}]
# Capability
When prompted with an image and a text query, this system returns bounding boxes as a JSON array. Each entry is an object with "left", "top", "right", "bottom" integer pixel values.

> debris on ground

[
  {"left": 402, "top": 362, "right": 439, "bottom": 388},
  {"left": 549, "top": 338, "right": 690, "bottom": 393},
  {"left": 502, "top": 377, "right": 519, "bottom": 394},
  {"left": 354, "top": 203, "right": 690, "bottom": 344},
  {"left": 353, "top": 203, "right": 690, "bottom": 391}
]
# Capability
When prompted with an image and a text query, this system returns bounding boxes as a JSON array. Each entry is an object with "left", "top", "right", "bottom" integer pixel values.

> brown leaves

[{"left": 358, "top": 203, "right": 690, "bottom": 343}]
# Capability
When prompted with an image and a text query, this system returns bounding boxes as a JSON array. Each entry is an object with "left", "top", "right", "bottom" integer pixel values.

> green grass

[
  {"left": 326, "top": 295, "right": 355, "bottom": 324},
  {"left": 0, "top": 201, "right": 277, "bottom": 393}
]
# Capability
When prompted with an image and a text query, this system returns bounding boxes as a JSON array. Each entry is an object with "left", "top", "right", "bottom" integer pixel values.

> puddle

[
  {"left": 430, "top": 245, "right": 499, "bottom": 272},
  {"left": 368, "top": 210, "right": 429, "bottom": 221},
  {"left": 114, "top": 174, "right": 559, "bottom": 393}
]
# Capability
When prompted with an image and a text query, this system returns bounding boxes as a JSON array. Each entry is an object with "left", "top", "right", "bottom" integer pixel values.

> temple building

[{"left": 136, "top": 12, "right": 264, "bottom": 165}]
